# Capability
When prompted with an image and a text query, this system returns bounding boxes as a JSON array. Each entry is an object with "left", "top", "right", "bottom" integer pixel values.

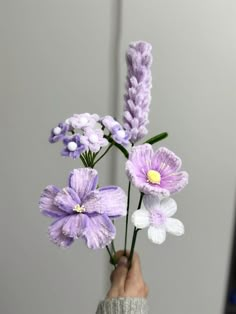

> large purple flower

[
  {"left": 39, "top": 168, "right": 127, "bottom": 249},
  {"left": 126, "top": 144, "right": 188, "bottom": 198}
]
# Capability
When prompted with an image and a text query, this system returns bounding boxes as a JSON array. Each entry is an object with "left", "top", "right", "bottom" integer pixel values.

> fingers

[
  {"left": 127, "top": 252, "right": 142, "bottom": 282},
  {"left": 111, "top": 256, "right": 129, "bottom": 287},
  {"left": 107, "top": 256, "right": 129, "bottom": 298},
  {"left": 107, "top": 251, "right": 149, "bottom": 299}
]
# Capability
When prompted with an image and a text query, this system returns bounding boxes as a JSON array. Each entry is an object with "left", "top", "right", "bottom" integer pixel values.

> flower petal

[
  {"left": 98, "top": 186, "right": 127, "bottom": 218},
  {"left": 143, "top": 195, "right": 161, "bottom": 211},
  {"left": 147, "top": 226, "right": 166, "bottom": 244},
  {"left": 126, "top": 144, "right": 153, "bottom": 179},
  {"left": 39, "top": 185, "right": 65, "bottom": 218},
  {"left": 69, "top": 168, "right": 98, "bottom": 202},
  {"left": 82, "top": 214, "right": 115, "bottom": 249},
  {"left": 166, "top": 218, "right": 184, "bottom": 236},
  {"left": 161, "top": 171, "right": 189, "bottom": 195},
  {"left": 132, "top": 209, "right": 150, "bottom": 229},
  {"left": 160, "top": 198, "right": 177, "bottom": 217},
  {"left": 48, "top": 217, "right": 74, "bottom": 248},
  {"left": 126, "top": 162, "right": 170, "bottom": 197},
  {"left": 83, "top": 187, "right": 127, "bottom": 218},
  {"left": 151, "top": 147, "right": 182, "bottom": 176},
  {"left": 62, "top": 214, "right": 88, "bottom": 239},
  {"left": 54, "top": 187, "right": 78, "bottom": 214}
]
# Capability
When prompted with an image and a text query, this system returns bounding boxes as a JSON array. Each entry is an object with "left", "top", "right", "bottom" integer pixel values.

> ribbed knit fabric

[{"left": 96, "top": 297, "right": 148, "bottom": 314}]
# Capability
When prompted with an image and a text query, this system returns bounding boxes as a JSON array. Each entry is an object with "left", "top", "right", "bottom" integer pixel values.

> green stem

[
  {"left": 111, "top": 240, "right": 116, "bottom": 256},
  {"left": 106, "top": 245, "right": 116, "bottom": 267},
  {"left": 124, "top": 181, "right": 131, "bottom": 256},
  {"left": 128, "top": 193, "right": 144, "bottom": 266},
  {"left": 128, "top": 227, "right": 140, "bottom": 268},
  {"left": 93, "top": 143, "right": 113, "bottom": 166},
  {"left": 105, "top": 136, "right": 129, "bottom": 159},
  {"left": 80, "top": 154, "right": 88, "bottom": 167}
]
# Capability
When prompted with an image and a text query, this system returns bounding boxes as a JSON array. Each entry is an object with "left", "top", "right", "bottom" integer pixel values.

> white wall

[{"left": 0, "top": 1, "right": 115, "bottom": 313}]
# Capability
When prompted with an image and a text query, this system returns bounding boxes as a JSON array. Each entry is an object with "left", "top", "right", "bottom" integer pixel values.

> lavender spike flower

[{"left": 123, "top": 41, "right": 152, "bottom": 144}]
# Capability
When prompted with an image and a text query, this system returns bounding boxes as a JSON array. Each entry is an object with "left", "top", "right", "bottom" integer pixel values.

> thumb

[{"left": 111, "top": 256, "right": 129, "bottom": 289}]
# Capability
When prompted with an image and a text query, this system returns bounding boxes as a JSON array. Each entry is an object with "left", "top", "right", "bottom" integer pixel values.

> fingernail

[{"left": 118, "top": 256, "right": 128, "bottom": 266}]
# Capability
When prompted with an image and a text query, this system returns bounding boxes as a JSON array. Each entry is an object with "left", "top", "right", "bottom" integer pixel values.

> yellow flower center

[
  {"left": 147, "top": 170, "right": 161, "bottom": 184},
  {"left": 73, "top": 204, "right": 86, "bottom": 213}
]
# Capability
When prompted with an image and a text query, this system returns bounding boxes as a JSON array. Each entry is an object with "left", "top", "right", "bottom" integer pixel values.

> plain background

[{"left": 1, "top": 1, "right": 236, "bottom": 313}]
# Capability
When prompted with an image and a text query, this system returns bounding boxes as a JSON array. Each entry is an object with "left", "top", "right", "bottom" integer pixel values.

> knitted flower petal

[
  {"left": 160, "top": 198, "right": 177, "bottom": 217},
  {"left": 166, "top": 218, "right": 184, "bottom": 236},
  {"left": 48, "top": 217, "right": 74, "bottom": 248},
  {"left": 62, "top": 214, "right": 88, "bottom": 239},
  {"left": 128, "top": 144, "right": 153, "bottom": 173},
  {"left": 126, "top": 159, "right": 169, "bottom": 197},
  {"left": 83, "top": 187, "right": 127, "bottom": 218},
  {"left": 131, "top": 209, "right": 150, "bottom": 229},
  {"left": 151, "top": 147, "right": 182, "bottom": 176},
  {"left": 39, "top": 185, "right": 66, "bottom": 218},
  {"left": 147, "top": 226, "right": 166, "bottom": 244},
  {"left": 82, "top": 214, "right": 115, "bottom": 249},
  {"left": 69, "top": 168, "right": 98, "bottom": 202},
  {"left": 98, "top": 186, "right": 127, "bottom": 218},
  {"left": 54, "top": 187, "right": 78, "bottom": 214},
  {"left": 162, "top": 171, "right": 189, "bottom": 195},
  {"left": 143, "top": 195, "right": 161, "bottom": 211}
]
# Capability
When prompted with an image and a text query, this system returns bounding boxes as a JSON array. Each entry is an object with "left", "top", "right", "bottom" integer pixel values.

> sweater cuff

[{"left": 96, "top": 297, "right": 148, "bottom": 314}]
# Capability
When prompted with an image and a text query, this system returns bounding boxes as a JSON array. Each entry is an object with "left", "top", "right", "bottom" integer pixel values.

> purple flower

[
  {"left": 80, "top": 127, "right": 108, "bottom": 153},
  {"left": 126, "top": 144, "right": 189, "bottom": 198},
  {"left": 39, "top": 168, "right": 127, "bottom": 249},
  {"left": 101, "top": 116, "right": 131, "bottom": 146},
  {"left": 111, "top": 124, "right": 131, "bottom": 146},
  {"left": 61, "top": 135, "right": 85, "bottom": 159},
  {"left": 123, "top": 41, "right": 152, "bottom": 143},
  {"left": 49, "top": 122, "right": 68, "bottom": 143},
  {"left": 65, "top": 113, "right": 99, "bottom": 130}
]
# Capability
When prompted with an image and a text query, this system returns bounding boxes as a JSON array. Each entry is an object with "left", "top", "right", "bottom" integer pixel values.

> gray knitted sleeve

[{"left": 95, "top": 297, "right": 148, "bottom": 314}]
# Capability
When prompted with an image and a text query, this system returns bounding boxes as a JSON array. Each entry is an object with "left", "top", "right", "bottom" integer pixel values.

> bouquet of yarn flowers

[{"left": 39, "top": 41, "right": 189, "bottom": 267}]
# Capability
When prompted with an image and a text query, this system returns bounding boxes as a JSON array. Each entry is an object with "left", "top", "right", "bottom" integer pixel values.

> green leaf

[{"left": 145, "top": 132, "right": 168, "bottom": 145}]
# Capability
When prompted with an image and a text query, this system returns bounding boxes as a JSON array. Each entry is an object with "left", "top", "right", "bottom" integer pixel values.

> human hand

[{"left": 106, "top": 251, "right": 148, "bottom": 298}]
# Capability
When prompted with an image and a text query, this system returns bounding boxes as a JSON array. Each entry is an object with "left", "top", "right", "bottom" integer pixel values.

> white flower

[
  {"left": 65, "top": 113, "right": 99, "bottom": 129},
  {"left": 132, "top": 195, "right": 184, "bottom": 244}
]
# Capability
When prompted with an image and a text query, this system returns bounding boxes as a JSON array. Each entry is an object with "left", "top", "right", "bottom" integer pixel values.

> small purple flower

[
  {"left": 123, "top": 41, "right": 152, "bottom": 143},
  {"left": 65, "top": 113, "right": 99, "bottom": 130},
  {"left": 101, "top": 115, "right": 131, "bottom": 146},
  {"left": 126, "top": 144, "right": 189, "bottom": 198},
  {"left": 49, "top": 122, "right": 68, "bottom": 143},
  {"left": 61, "top": 135, "right": 85, "bottom": 159},
  {"left": 111, "top": 124, "right": 131, "bottom": 146},
  {"left": 80, "top": 127, "right": 108, "bottom": 153},
  {"left": 39, "top": 168, "right": 127, "bottom": 249}
]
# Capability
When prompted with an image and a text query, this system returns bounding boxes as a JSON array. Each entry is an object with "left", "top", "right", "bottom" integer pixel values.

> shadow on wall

[{"left": 224, "top": 192, "right": 236, "bottom": 314}]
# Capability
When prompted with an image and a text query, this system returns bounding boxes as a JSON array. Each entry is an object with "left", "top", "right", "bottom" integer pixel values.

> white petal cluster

[{"left": 132, "top": 195, "right": 184, "bottom": 244}]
